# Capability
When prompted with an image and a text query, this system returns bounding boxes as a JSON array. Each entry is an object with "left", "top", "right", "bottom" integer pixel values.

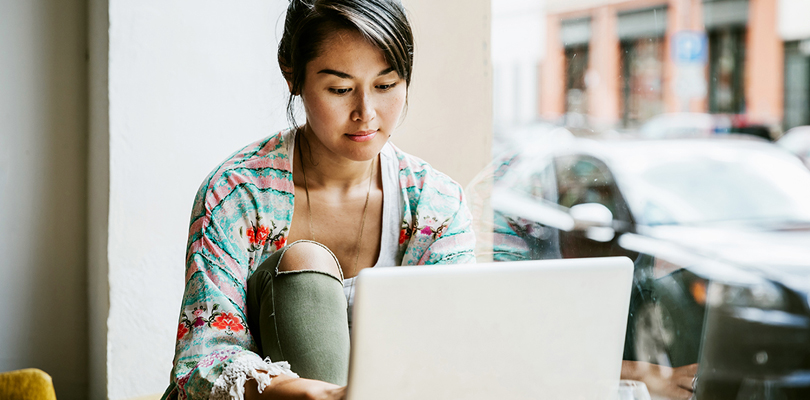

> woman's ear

[{"left": 279, "top": 62, "right": 295, "bottom": 94}]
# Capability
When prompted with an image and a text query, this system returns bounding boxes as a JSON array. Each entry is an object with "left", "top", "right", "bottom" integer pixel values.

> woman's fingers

[
  {"left": 330, "top": 386, "right": 347, "bottom": 400},
  {"left": 672, "top": 363, "right": 699, "bottom": 391},
  {"left": 674, "top": 374, "right": 695, "bottom": 391},
  {"left": 663, "top": 385, "right": 694, "bottom": 400}
]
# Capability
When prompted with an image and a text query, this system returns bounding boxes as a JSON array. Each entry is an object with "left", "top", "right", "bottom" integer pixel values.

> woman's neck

[{"left": 296, "top": 126, "right": 376, "bottom": 190}]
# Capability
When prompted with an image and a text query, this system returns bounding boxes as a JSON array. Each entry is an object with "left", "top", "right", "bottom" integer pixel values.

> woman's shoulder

[
  {"left": 213, "top": 129, "right": 293, "bottom": 176},
  {"left": 387, "top": 143, "right": 464, "bottom": 199},
  {"left": 189, "top": 130, "right": 295, "bottom": 218}
]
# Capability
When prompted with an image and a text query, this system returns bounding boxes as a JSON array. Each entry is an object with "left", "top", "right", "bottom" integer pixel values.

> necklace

[{"left": 299, "top": 135, "right": 375, "bottom": 278}]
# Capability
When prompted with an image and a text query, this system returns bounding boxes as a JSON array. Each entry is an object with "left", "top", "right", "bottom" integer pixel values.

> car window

[
  {"left": 554, "top": 155, "right": 629, "bottom": 222},
  {"left": 609, "top": 146, "right": 810, "bottom": 225}
]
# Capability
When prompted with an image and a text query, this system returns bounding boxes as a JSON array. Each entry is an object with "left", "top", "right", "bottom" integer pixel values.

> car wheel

[{"left": 633, "top": 301, "right": 676, "bottom": 367}]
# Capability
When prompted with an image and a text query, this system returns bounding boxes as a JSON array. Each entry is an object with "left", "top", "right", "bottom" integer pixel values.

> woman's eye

[
  {"left": 376, "top": 82, "right": 398, "bottom": 91},
  {"left": 329, "top": 88, "right": 351, "bottom": 95}
]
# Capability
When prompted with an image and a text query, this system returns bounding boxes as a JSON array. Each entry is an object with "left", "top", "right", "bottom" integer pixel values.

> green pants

[{"left": 246, "top": 240, "right": 351, "bottom": 386}]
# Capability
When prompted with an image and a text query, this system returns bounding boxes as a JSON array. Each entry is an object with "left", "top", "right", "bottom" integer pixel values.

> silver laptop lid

[{"left": 346, "top": 257, "right": 634, "bottom": 400}]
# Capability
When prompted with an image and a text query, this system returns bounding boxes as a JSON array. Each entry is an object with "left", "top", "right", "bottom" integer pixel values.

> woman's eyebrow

[
  {"left": 317, "top": 67, "right": 396, "bottom": 79},
  {"left": 377, "top": 67, "right": 395, "bottom": 76},
  {"left": 318, "top": 69, "right": 353, "bottom": 79}
]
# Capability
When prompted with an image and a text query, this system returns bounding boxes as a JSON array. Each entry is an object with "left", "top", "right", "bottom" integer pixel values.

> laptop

[{"left": 346, "top": 257, "right": 634, "bottom": 400}]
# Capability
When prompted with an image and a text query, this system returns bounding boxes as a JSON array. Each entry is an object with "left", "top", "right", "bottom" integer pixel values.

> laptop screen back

[{"left": 346, "top": 257, "right": 634, "bottom": 400}]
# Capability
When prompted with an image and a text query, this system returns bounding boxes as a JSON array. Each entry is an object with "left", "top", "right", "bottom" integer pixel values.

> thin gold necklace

[{"left": 299, "top": 135, "right": 375, "bottom": 278}]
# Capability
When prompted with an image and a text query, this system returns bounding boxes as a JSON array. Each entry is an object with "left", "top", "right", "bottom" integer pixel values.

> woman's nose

[{"left": 351, "top": 92, "right": 376, "bottom": 122}]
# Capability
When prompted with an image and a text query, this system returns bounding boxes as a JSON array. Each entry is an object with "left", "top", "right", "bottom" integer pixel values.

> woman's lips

[{"left": 346, "top": 130, "right": 377, "bottom": 142}]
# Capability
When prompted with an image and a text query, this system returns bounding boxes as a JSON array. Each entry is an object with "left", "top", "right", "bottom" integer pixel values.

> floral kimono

[{"left": 164, "top": 129, "right": 475, "bottom": 400}]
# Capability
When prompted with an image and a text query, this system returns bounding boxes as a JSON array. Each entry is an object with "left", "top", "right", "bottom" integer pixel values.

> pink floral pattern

[
  {"left": 179, "top": 304, "right": 245, "bottom": 337},
  {"left": 211, "top": 312, "right": 245, "bottom": 333},
  {"left": 241, "top": 219, "right": 288, "bottom": 253},
  {"left": 177, "top": 323, "right": 189, "bottom": 341},
  {"left": 246, "top": 225, "right": 270, "bottom": 246}
]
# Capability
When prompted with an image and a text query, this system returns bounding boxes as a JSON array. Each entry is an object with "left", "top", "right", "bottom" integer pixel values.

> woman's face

[{"left": 299, "top": 29, "right": 407, "bottom": 162}]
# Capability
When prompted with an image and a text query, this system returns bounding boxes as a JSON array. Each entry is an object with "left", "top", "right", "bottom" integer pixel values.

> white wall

[
  {"left": 92, "top": 1, "right": 291, "bottom": 398},
  {"left": 779, "top": 0, "right": 810, "bottom": 41},
  {"left": 89, "top": 1, "right": 492, "bottom": 399},
  {"left": 0, "top": 0, "right": 89, "bottom": 399}
]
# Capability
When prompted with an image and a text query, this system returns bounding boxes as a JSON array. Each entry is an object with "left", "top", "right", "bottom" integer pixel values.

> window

[
  {"left": 490, "top": 0, "right": 810, "bottom": 398},
  {"left": 554, "top": 155, "right": 633, "bottom": 258},
  {"left": 561, "top": 18, "right": 591, "bottom": 115},
  {"left": 618, "top": 7, "right": 667, "bottom": 127},
  {"left": 784, "top": 40, "right": 810, "bottom": 130},
  {"left": 621, "top": 38, "right": 664, "bottom": 126},
  {"left": 708, "top": 27, "right": 746, "bottom": 114},
  {"left": 555, "top": 156, "right": 629, "bottom": 220}
]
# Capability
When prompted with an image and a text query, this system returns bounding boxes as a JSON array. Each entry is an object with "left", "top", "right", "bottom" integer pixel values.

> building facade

[
  {"left": 780, "top": 0, "right": 810, "bottom": 130},
  {"left": 539, "top": 0, "right": 790, "bottom": 132}
]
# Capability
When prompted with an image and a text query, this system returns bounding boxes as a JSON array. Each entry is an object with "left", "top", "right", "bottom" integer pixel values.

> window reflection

[
  {"left": 487, "top": 1, "right": 810, "bottom": 396},
  {"left": 565, "top": 45, "right": 589, "bottom": 115},
  {"left": 784, "top": 41, "right": 810, "bottom": 130},
  {"left": 708, "top": 27, "right": 746, "bottom": 114},
  {"left": 621, "top": 38, "right": 664, "bottom": 126}
]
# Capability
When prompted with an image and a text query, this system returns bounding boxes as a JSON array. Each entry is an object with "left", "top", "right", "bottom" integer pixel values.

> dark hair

[{"left": 278, "top": 0, "right": 414, "bottom": 127}]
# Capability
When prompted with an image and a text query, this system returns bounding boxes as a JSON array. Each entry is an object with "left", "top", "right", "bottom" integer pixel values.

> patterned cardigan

[{"left": 163, "top": 129, "right": 476, "bottom": 400}]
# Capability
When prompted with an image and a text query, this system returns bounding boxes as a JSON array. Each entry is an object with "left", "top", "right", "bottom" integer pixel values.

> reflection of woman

[
  {"left": 471, "top": 151, "right": 697, "bottom": 400},
  {"left": 162, "top": 1, "right": 475, "bottom": 399}
]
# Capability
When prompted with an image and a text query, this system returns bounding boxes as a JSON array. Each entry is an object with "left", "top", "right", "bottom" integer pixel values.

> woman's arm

[
  {"left": 171, "top": 133, "right": 301, "bottom": 399},
  {"left": 244, "top": 374, "right": 345, "bottom": 400},
  {"left": 621, "top": 361, "right": 697, "bottom": 400}
]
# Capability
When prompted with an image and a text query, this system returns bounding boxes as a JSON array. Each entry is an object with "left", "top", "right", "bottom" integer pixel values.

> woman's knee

[{"left": 277, "top": 241, "right": 342, "bottom": 280}]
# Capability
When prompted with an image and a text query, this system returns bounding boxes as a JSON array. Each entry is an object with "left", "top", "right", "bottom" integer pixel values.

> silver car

[{"left": 489, "top": 136, "right": 810, "bottom": 399}]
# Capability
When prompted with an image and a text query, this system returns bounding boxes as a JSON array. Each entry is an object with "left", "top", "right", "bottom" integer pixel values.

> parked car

[
  {"left": 490, "top": 136, "right": 810, "bottom": 399},
  {"left": 639, "top": 112, "right": 722, "bottom": 139},
  {"left": 778, "top": 126, "right": 810, "bottom": 170},
  {"left": 639, "top": 112, "right": 775, "bottom": 141}
]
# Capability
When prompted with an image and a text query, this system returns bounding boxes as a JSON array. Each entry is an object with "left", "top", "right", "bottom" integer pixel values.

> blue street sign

[{"left": 673, "top": 31, "right": 708, "bottom": 64}]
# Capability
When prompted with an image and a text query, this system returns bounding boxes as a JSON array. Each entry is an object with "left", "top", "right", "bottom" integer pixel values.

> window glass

[
  {"left": 487, "top": 0, "right": 810, "bottom": 398},
  {"left": 514, "top": 159, "right": 557, "bottom": 202},
  {"left": 621, "top": 38, "right": 664, "bottom": 127},
  {"left": 708, "top": 27, "right": 746, "bottom": 114},
  {"left": 564, "top": 45, "right": 589, "bottom": 115},
  {"left": 555, "top": 155, "right": 627, "bottom": 219},
  {"left": 784, "top": 41, "right": 810, "bottom": 130},
  {"left": 613, "top": 148, "right": 810, "bottom": 225}
]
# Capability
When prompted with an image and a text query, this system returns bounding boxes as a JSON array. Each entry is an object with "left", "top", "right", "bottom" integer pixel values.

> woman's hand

[
  {"left": 245, "top": 373, "right": 346, "bottom": 400},
  {"left": 621, "top": 361, "right": 698, "bottom": 400}
]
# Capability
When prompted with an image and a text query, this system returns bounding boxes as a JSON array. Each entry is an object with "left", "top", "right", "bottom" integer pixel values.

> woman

[{"left": 163, "top": 1, "right": 476, "bottom": 399}]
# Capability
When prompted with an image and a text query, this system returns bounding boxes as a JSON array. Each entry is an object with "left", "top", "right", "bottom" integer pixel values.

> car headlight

[{"left": 707, "top": 280, "right": 787, "bottom": 310}]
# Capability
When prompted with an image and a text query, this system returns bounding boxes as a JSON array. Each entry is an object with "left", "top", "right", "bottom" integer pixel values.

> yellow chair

[{"left": 0, "top": 368, "right": 57, "bottom": 400}]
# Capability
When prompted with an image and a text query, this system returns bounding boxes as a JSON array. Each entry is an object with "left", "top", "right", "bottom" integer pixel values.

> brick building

[{"left": 538, "top": 0, "right": 801, "bottom": 131}]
